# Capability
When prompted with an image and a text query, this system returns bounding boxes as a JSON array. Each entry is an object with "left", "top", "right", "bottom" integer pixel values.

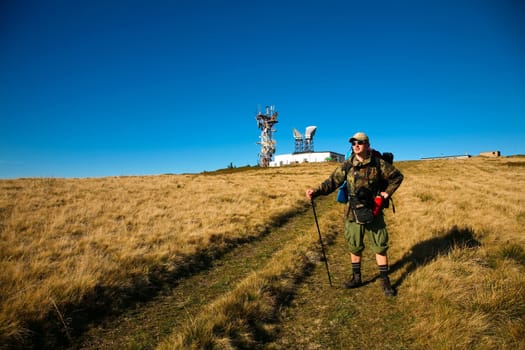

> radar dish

[
  {"left": 304, "top": 126, "right": 317, "bottom": 152},
  {"left": 293, "top": 128, "right": 303, "bottom": 140},
  {"left": 305, "top": 126, "right": 317, "bottom": 140}
]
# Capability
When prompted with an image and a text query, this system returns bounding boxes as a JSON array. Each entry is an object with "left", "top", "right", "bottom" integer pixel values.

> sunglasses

[{"left": 351, "top": 140, "right": 367, "bottom": 146}]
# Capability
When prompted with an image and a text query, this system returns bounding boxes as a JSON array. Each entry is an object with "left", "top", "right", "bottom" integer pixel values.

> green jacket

[{"left": 312, "top": 153, "right": 404, "bottom": 217}]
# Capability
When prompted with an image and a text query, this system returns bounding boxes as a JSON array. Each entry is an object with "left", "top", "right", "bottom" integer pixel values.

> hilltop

[{"left": 0, "top": 157, "right": 524, "bottom": 349}]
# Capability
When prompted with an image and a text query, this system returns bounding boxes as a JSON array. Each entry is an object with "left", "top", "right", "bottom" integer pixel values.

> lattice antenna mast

[
  {"left": 293, "top": 128, "right": 304, "bottom": 153},
  {"left": 304, "top": 126, "right": 317, "bottom": 152},
  {"left": 256, "top": 105, "right": 278, "bottom": 167}
]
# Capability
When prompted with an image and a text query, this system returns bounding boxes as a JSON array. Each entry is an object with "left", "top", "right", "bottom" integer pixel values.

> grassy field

[
  {"left": 0, "top": 163, "right": 333, "bottom": 348},
  {"left": 268, "top": 156, "right": 525, "bottom": 350},
  {"left": 1, "top": 157, "right": 524, "bottom": 349}
]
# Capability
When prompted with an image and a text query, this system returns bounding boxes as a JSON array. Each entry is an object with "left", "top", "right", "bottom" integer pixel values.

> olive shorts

[{"left": 344, "top": 213, "right": 389, "bottom": 255}]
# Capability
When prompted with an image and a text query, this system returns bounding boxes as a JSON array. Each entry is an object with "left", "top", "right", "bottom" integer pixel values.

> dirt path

[
  {"left": 267, "top": 211, "right": 412, "bottom": 349},
  {"left": 71, "top": 197, "right": 337, "bottom": 350}
]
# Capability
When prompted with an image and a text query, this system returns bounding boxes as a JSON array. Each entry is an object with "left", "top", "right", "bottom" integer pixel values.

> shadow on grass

[
  {"left": 20, "top": 202, "right": 314, "bottom": 350},
  {"left": 389, "top": 225, "right": 481, "bottom": 289}
]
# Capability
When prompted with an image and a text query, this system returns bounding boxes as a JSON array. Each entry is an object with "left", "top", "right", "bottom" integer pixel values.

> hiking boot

[
  {"left": 343, "top": 273, "right": 362, "bottom": 289},
  {"left": 381, "top": 277, "right": 396, "bottom": 296}
]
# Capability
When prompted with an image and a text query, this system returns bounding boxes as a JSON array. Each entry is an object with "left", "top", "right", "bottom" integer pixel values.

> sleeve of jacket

[
  {"left": 381, "top": 160, "right": 404, "bottom": 197},
  {"left": 312, "top": 162, "right": 349, "bottom": 198}
]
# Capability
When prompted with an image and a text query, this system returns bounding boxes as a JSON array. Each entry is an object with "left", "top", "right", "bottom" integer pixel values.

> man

[{"left": 306, "top": 132, "right": 404, "bottom": 296}]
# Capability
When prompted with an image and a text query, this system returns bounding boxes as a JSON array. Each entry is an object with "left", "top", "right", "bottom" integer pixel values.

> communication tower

[
  {"left": 304, "top": 126, "right": 317, "bottom": 152},
  {"left": 256, "top": 105, "right": 278, "bottom": 167},
  {"left": 293, "top": 128, "right": 304, "bottom": 153},
  {"left": 292, "top": 126, "right": 317, "bottom": 153}
]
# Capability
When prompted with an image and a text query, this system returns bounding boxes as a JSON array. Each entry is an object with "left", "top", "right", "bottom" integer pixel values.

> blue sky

[{"left": 1, "top": 0, "right": 524, "bottom": 178}]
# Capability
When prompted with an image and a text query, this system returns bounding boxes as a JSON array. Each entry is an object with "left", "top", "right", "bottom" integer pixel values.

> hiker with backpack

[{"left": 305, "top": 132, "right": 404, "bottom": 296}]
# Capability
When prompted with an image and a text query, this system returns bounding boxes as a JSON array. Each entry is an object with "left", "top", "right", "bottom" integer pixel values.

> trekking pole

[{"left": 311, "top": 198, "right": 333, "bottom": 287}]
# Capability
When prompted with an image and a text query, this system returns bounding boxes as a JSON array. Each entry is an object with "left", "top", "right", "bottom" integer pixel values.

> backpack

[{"left": 336, "top": 151, "right": 395, "bottom": 210}]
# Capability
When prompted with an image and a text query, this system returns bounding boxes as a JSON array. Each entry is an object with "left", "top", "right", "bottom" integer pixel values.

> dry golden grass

[
  {"left": 389, "top": 157, "right": 525, "bottom": 349},
  {"left": 2, "top": 156, "right": 525, "bottom": 349},
  {"left": 0, "top": 163, "right": 335, "bottom": 347},
  {"left": 156, "top": 202, "right": 342, "bottom": 350},
  {"left": 157, "top": 156, "right": 525, "bottom": 350}
]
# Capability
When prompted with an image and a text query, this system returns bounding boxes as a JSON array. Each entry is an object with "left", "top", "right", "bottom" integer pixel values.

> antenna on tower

[
  {"left": 293, "top": 128, "right": 304, "bottom": 153},
  {"left": 255, "top": 105, "right": 278, "bottom": 167},
  {"left": 304, "top": 126, "right": 317, "bottom": 152}
]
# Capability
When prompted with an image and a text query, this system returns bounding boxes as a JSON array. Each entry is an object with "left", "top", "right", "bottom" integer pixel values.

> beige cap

[{"left": 349, "top": 132, "right": 369, "bottom": 143}]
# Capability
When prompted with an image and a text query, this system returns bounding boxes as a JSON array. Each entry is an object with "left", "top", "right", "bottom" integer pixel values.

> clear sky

[{"left": 1, "top": 0, "right": 524, "bottom": 178}]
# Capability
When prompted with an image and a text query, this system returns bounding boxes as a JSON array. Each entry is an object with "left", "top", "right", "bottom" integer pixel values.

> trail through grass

[
  {"left": 73, "top": 196, "right": 336, "bottom": 350},
  {"left": 267, "top": 211, "right": 410, "bottom": 349},
  {"left": 4, "top": 157, "right": 524, "bottom": 349}
]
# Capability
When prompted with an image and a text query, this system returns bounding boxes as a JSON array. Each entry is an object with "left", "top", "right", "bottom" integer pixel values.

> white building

[{"left": 270, "top": 151, "right": 345, "bottom": 167}]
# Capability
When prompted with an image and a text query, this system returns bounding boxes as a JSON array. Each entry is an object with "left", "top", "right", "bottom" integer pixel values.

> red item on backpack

[{"left": 373, "top": 195, "right": 384, "bottom": 216}]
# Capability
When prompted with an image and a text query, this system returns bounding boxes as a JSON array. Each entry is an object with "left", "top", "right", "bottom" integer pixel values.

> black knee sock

[
  {"left": 352, "top": 262, "right": 361, "bottom": 275},
  {"left": 378, "top": 264, "right": 389, "bottom": 279}
]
